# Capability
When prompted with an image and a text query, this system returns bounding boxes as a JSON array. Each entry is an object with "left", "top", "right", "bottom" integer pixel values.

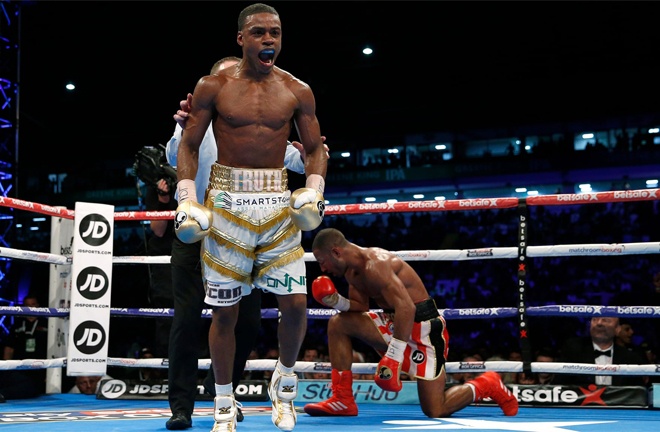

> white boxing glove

[
  {"left": 174, "top": 179, "right": 213, "bottom": 243},
  {"left": 289, "top": 188, "right": 325, "bottom": 231}
]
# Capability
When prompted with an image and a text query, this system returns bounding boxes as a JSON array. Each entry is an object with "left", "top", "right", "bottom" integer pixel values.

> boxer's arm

[{"left": 174, "top": 77, "right": 215, "bottom": 243}]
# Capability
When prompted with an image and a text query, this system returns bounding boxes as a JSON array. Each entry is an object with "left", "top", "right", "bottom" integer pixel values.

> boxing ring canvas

[{"left": 1, "top": 394, "right": 660, "bottom": 431}]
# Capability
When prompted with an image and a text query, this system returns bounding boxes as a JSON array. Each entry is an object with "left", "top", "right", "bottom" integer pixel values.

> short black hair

[{"left": 238, "top": 3, "right": 279, "bottom": 31}]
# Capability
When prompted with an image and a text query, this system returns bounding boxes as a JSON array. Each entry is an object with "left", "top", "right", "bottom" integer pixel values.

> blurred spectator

[
  {"left": 241, "top": 349, "right": 261, "bottom": 381},
  {"left": 0, "top": 293, "right": 48, "bottom": 400},
  {"left": 615, "top": 319, "right": 648, "bottom": 360},
  {"left": 352, "top": 350, "right": 373, "bottom": 381},
  {"left": 556, "top": 317, "right": 646, "bottom": 386},
  {"left": 138, "top": 347, "right": 163, "bottom": 382},
  {"left": 68, "top": 374, "right": 112, "bottom": 395},
  {"left": 262, "top": 347, "right": 280, "bottom": 380},
  {"left": 299, "top": 346, "right": 322, "bottom": 379},
  {"left": 517, "top": 347, "right": 556, "bottom": 385},
  {"left": 500, "top": 350, "right": 521, "bottom": 384}
]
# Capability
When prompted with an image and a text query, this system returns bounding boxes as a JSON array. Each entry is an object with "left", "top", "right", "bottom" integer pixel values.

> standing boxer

[{"left": 174, "top": 3, "right": 327, "bottom": 431}]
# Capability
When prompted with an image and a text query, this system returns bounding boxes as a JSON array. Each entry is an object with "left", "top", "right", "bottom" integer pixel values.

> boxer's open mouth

[{"left": 259, "top": 49, "right": 275, "bottom": 64}]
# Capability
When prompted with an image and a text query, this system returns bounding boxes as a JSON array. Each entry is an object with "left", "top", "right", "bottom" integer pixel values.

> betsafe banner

[
  {"left": 296, "top": 381, "right": 648, "bottom": 407},
  {"left": 97, "top": 378, "right": 649, "bottom": 408}
]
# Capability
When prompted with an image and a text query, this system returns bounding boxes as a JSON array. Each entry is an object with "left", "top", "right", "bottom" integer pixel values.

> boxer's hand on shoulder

[
  {"left": 289, "top": 187, "right": 325, "bottom": 231},
  {"left": 311, "top": 276, "right": 349, "bottom": 310},
  {"left": 291, "top": 136, "right": 329, "bottom": 162},
  {"left": 173, "top": 93, "right": 193, "bottom": 128}
]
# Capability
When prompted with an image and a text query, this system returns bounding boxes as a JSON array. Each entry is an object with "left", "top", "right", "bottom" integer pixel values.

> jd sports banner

[{"left": 67, "top": 202, "right": 114, "bottom": 376}]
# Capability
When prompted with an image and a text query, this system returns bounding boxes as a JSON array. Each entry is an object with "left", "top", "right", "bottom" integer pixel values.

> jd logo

[
  {"left": 99, "top": 379, "right": 127, "bottom": 399},
  {"left": 411, "top": 349, "right": 425, "bottom": 364},
  {"left": 74, "top": 321, "right": 106, "bottom": 354},
  {"left": 79, "top": 214, "right": 111, "bottom": 246},
  {"left": 76, "top": 267, "right": 109, "bottom": 300}
]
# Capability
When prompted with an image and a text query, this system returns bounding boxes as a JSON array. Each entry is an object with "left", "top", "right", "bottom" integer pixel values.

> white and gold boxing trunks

[{"left": 201, "top": 163, "right": 306, "bottom": 307}]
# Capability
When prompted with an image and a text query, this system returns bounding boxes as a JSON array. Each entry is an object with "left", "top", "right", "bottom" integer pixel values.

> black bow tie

[{"left": 594, "top": 349, "right": 612, "bottom": 357}]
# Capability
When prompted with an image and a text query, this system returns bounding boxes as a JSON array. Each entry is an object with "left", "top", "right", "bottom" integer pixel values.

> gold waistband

[{"left": 209, "top": 163, "right": 288, "bottom": 193}]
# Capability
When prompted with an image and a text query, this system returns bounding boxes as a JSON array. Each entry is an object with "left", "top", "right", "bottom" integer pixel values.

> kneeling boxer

[{"left": 304, "top": 228, "right": 518, "bottom": 419}]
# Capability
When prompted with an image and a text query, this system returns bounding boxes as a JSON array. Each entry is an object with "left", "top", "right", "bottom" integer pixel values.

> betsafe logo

[
  {"left": 79, "top": 214, "right": 111, "bottom": 246},
  {"left": 73, "top": 320, "right": 107, "bottom": 354},
  {"left": 76, "top": 266, "right": 110, "bottom": 300}
]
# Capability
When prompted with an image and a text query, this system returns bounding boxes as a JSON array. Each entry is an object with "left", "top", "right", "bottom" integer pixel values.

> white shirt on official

[{"left": 593, "top": 343, "right": 613, "bottom": 385}]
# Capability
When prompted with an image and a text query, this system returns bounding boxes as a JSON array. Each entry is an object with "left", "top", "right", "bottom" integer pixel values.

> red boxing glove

[
  {"left": 374, "top": 356, "right": 402, "bottom": 392},
  {"left": 312, "top": 276, "right": 336, "bottom": 305},
  {"left": 311, "top": 276, "right": 350, "bottom": 311}
]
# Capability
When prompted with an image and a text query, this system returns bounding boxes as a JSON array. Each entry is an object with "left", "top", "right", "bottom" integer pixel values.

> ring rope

[
  {"left": 1, "top": 189, "right": 657, "bottom": 220},
  {"left": 2, "top": 243, "right": 658, "bottom": 266},
  {"left": 1, "top": 357, "right": 656, "bottom": 377},
  {"left": 3, "top": 304, "right": 660, "bottom": 320}
]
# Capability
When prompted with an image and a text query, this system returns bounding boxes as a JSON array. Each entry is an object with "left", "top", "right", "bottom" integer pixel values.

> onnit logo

[
  {"left": 100, "top": 379, "right": 127, "bottom": 399},
  {"left": 79, "top": 214, "right": 111, "bottom": 246},
  {"left": 76, "top": 267, "right": 109, "bottom": 300},
  {"left": 74, "top": 321, "right": 106, "bottom": 354}
]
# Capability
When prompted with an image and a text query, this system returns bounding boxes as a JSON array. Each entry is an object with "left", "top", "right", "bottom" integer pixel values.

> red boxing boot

[
  {"left": 468, "top": 371, "right": 519, "bottom": 416},
  {"left": 303, "top": 369, "right": 358, "bottom": 417}
]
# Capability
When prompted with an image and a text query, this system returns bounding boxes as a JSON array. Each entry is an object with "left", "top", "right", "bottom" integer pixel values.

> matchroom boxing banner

[{"left": 67, "top": 202, "right": 114, "bottom": 376}]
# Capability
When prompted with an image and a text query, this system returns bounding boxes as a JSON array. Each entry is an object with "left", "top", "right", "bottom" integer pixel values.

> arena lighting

[
  {"left": 413, "top": 194, "right": 424, "bottom": 199},
  {"left": 579, "top": 183, "right": 592, "bottom": 192},
  {"left": 527, "top": 190, "right": 539, "bottom": 196},
  {"left": 435, "top": 144, "right": 447, "bottom": 150},
  {"left": 386, "top": 199, "right": 397, "bottom": 204},
  {"left": 515, "top": 187, "right": 527, "bottom": 193},
  {"left": 362, "top": 46, "right": 373, "bottom": 55},
  {"left": 435, "top": 196, "right": 446, "bottom": 201},
  {"left": 340, "top": 152, "right": 350, "bottom": 158},
  {"left": 364, "top": 197, "right": 376, "bottom": 202},
  {"left": 32, "top": 217, "right": 46, "bottom": 222},
  {"left": 649, "top": 128, "right": 659, "bottom": 133},
  {"left": 66, "top": 83, "right": 75, "bottom": 90},
  {"left": 387, "top": 148, "right": 399, "bottom": 154},
  {"left": 647, "top": 179, "right": 659, "bottom": 187},
  {"left": 581, "top": 133, "right": 594, "bottom": 139}
]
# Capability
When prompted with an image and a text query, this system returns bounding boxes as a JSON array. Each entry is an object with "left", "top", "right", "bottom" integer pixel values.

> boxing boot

[
  {"left": 468, "top": 371, "right": 519, "bottom": 416},
  {"left": 211, "top": 394, "right": 238, "bottom": 432},
  {"left": 303, "top": 369, "right": 358, "bottom": 416},
  {"left": 268, "top": 363, "right": 298, "bottom": 431}
]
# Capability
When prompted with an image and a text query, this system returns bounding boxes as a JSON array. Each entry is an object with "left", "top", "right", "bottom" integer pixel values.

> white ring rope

[
  {"left": 1, "top": 358, "right": 657, "bottom": 377},
  {"left": 2, "top": 243, "right": 658, "bottom": 265}
]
